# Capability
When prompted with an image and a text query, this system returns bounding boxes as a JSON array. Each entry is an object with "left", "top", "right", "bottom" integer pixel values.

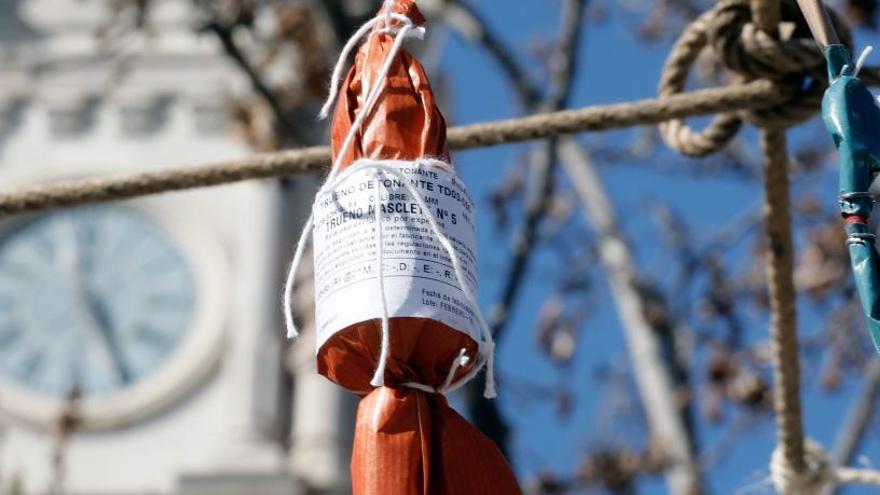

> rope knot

[
  {"left": 659, "top": 0, "right": 853, "bottom": 156},
  {"left": 710, "top": 1, "right": 829, "bottom": 81},
  {"left": 770, "top": 439, "right": 834, "bottom": 495}
]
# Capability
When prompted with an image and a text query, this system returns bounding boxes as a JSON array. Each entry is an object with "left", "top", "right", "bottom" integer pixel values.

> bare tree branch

[
  {"left": 559, "top": 139, "right": 703, "bottom": 494},
  {"left": 50, "top": 387, "right": 81, "bottom": 495},
  {"left": 447, "top": 6, "right": 704, "bottom": 492},
  {"left": 487, "top": 0, "right": 585, "bottom": 338},
  {"left": 440, "top": 0, "right": 542, "bottom": 107},
  {"left": 440, "top": 0, "right": 583, "bottom": 336},
  {"left": 456, "top": 0, "right": 587, "bottom": 457},
  {"left": 825, "top": 358, "right": 880, "bottom": 495},
  {"left": 200, "top": 19, "right": 306, "bottom": 145}
]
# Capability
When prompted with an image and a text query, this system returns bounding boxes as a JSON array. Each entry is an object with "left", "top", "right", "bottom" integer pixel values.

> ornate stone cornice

[{"left": 0, "top": 1, "right": 248, "bottom": 139}]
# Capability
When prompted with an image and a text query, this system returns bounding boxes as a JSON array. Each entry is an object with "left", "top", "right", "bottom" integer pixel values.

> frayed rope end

[
  {"left": 410, "top": 26, "right": 426, "bottom": 40},
  {"left": 370, "top": 373, "right": 386, "bottom": 388},
  {"left": 317, "top": 103, "right": 333, "bottom": 121},
  {"left": 483, "top": 342, "right": 497, "bottom": 399},
  {"left": 370, "top": 332, "right": 390, "bottom": 387}
]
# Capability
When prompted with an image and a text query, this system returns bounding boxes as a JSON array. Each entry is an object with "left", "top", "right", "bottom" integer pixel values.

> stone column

[
  {"left": 287, "top": 248, "right": 356, "bottom": 493},
  {"left": 214, "top": 184, "right": 286, "bottom": 471}
]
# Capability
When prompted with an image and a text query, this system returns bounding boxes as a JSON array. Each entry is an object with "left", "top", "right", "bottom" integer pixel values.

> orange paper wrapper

[{"left": 316, "top": 1, "right": 521, "bottom": 493}]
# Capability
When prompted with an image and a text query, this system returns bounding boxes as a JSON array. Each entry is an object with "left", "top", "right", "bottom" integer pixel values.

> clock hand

[
  {"left": 67, "top": 216, "right": 133, "bottom": 386},
  {"left": 81, "top": 289, "right": 133, "bottom": 385},
  {"left": 71, "top": 281, "right": 129, "bottom": 386}
]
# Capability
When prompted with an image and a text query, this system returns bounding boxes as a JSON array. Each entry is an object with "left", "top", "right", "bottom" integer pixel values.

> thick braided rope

[
  {"left": 658, "top": 2, "right": 747, "bottom": 156},
  {"left": 749, "top": 4, "right": 810, "bottom": 488},
  {"left": 749, "top": 2, "right": 817, "bottom": 493},
  {"left": 743, "top": 4, "right": 880, "bottom": 494},
  {"left": 0, "top": 80, "right": 789, "bottom": 219},
  {"left": 761, "top": 130, "right": 808, "bottom": 488},
  {"left": 836, "top": 467, "right": 880, "bottom": 485},
  {"left": 659, "top": 0, "right": 876, "bottom": 157},
  {"left": 751, "top": 0, "right": 780, "bottom": 31}
]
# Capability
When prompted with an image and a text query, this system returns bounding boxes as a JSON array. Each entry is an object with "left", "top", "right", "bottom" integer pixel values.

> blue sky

[{"left": 432, "top": 1, "right": 880, "bottom": 493}]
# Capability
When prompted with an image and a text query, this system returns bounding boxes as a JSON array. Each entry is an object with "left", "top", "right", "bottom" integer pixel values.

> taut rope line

[
  {"left": 0, "top": 80, "right": 818, "bottom": 219},
  {"left": 5, "top": 0, "right": 880, "bottom": 222}
]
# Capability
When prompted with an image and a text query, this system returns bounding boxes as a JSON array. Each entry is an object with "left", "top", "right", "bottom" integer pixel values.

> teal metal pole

[{"left": 822, "top": 44, "right": 880, "bottom": 353}]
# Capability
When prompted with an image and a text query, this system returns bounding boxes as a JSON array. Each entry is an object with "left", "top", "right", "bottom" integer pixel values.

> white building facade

[{"left": 0, "top": 1, "right": 353, "bottom": 494}]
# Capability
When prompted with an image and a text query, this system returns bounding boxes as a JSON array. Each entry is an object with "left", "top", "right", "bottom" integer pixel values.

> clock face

[{"left": 0, "top": 206, "right": 196, "bottom": 400}]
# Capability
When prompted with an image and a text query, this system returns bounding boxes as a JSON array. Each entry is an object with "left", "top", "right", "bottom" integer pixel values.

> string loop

[{"left": 318, "top": 13, "right": 425, "bottom": 120}]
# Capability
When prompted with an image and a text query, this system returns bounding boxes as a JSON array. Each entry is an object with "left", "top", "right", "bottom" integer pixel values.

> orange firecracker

[{"left": 286, "top": 1, "right": 521, "bottom": 493}]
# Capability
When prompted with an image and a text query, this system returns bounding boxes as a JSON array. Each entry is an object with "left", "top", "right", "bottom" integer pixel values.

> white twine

[
  {"left": 403, "top": 348, "right": 469, "bottom": 394},
  {"left": 383, "top": 0, "right": 394, "bottom": 32},
  {"left": 283, "top": 6, "right": 497, "bottom": 398},
  {"left": 317, "top": 12, "right": 425, "bottom": 120},
  {"left": 855, "top": 45, "right": 874, "bottom": 77},
  {"left": 370, "top": 169, "right": 392, "bottom": 387}
]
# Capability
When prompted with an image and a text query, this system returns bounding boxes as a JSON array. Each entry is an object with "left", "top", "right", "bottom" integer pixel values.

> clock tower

[{"left": 0, "top": 1, "right": 353, "bottom": 494}]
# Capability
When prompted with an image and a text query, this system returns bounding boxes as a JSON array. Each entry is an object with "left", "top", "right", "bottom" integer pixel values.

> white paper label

[{"left": 312, "top": 160, "right": 480, "bottom": 351}]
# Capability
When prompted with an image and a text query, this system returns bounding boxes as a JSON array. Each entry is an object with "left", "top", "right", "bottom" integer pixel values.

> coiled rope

[{"left": 659, "top": 0, "right": 871, "bottom": 157}]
